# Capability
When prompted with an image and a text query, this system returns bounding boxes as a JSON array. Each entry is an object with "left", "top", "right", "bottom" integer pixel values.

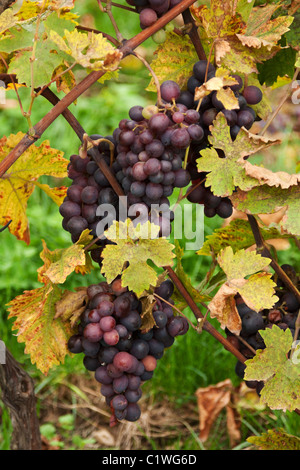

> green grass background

[{"left": 0, "top": 0, "right": 299, "bottom": 450}]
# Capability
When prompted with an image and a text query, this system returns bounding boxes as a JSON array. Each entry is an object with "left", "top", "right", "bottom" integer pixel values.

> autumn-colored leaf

[
  {"left": 146, "top": 31, "right": 198, "bottom": 93},
  {"left": 0, "top": 133, "right": 68, "bottom": 243},
  {"left": 230, "top": 185, "right": 300, "bottom": 236},
  {"left": 101, "top": 219, "right": 175, "bottom": 297},
  {"left": 196, "top": 379, "right": 241, "bottom": 444},
  {"left": 243, "top": 161, "right": 300, "bottom": 189},
  {"left": 194, "top": 68, "right": 239, "bottom": 110},
  {"left": 37, "top": 230, "right": 94, "bottom": 285},
  {"left": 196, "top": 113, "right": 280, "bottom": 197},
  {"left": 247, "top": 429, "right": 300, "bottom": 450},
  {"left": 7, "top": 283, "right": 74, "bottom": 375},
  {"left": 54, "top": 287, "right": 88, "bottom": 328},
  {"left": 197, "top": 219, "right": 290, "bottom": 257},
  {"left": 244, "top": 325, "right": 300, "bottom": 412},
  {"left": 49, "top": 28, "right": 123, "bottom": 71},
  {"left": 192, "top": 1, "right": 291, "bottom": 75},
  {"left": 208, "top": 246, "right": 278, "bottom": 334}
]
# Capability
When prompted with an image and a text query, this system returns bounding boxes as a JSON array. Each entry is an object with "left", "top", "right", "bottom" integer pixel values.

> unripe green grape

[
  {"left": 152, "top": 29, "right": 166, "bottom": 44},
  {"left": 165, "top": 22, "right": 175, "bottom": 33}
]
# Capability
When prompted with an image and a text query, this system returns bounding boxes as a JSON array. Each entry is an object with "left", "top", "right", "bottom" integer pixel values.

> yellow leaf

[
  {"left": 146, "top": 31, "right": 198, "bottom": 93},
  {"left": 0, "top": 8, "right": 17, "bottom": 34},
  {"left": 49, "top": 29, "right": 122, "bottom": 71},
  {"left": 7, "top": 283, "right": 74, "bottom": 375},
  {"left": 0, "top": 132, "right": 68, "bottom": 243},
  {"left": 37, "top": 230, "right": 94, "bottom": 285}
]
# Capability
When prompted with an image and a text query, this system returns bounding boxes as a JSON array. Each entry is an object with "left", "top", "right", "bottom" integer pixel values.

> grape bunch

[
  {"left": 111, "top": 79, "right": 210, "bottom": 236},
  {"left": 125, "top": 0, "right": 182, "bottom": 29},
  {"left": 67, "top": 278, "right": 189, "bottom": 423},
  {"left": 226, "top": 263, "right": 300, "bottom": 395},
  {"left": 59, "top": 135, "right": 123, "bottom": 264},
  {"left": 181, "top": 59, "right": 263, "bottom": 220}
]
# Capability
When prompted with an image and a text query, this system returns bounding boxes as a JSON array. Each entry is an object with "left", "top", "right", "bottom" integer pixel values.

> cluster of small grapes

[
  {"left": 59, "top": 135, "right": 122, "bottom": 264},
  {"left": 181, "top": 59, "right": 263, "bottom": 220},
  {"left": 125, "top": 0, "right": 182, "bottom": 29},
  {"left": 226, "top": 264, "right": 300, "bottom": 395},
  {"left": 67, "top": 278, "right": 189, "bottom": 423},
  {"left": 111, "top": 79, "right": 210, "bottom": 236}
]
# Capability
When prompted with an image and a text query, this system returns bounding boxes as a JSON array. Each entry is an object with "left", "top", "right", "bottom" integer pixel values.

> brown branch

[
  {"left": 182, "top": 8, "right": 207, "bottom": 61},
  {"left": 0, "top": 0, "right": 197, "bottom": 178},
  {"left": 0, "top": 346, "right": 41, "bottom": 450},
  {"left": 247, "top": 214, "right": 300, "bottom": 303},
  {"left": 165, "top": 265, "right": 247, "bottom": 364},
  {"left": 0, "top": 0, "right": 15, "bottom": 14},
  {"left": 41, "top": 88, "right": 86, "bottom": 141}
]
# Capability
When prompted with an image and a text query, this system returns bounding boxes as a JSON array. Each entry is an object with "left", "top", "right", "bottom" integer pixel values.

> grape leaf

[
  {"left": 194, "top": 68, "right": 239, "bottom": 110},
  {"left": 243, "top": 160, "right": 300, "bottom": 189},
  {"left": 54, "top": 287, "right": 88, "bottom": 328},
  {"left": 208, "top": 246, "right": 278, "bottom": 333},
  {"left": 100, "top": 219, "right": 175, "bottom": 297},
  {"left": 191, "top": 1, "right": 286, "bottom": 74},
  {"left": 49, "top": 28, "right": 123, "bottom": 71},
  {"left": 0, "top": 8, "right": 17, "bottom": 34},
  {"left": 236, "top": 0, "right": 255, "bottom": 22},
  {"left": 37, "top": 230, "right": 94, "bottom": 285},
  {"left": 197, "top": 219, "right": 290, "bottom": 257},
  {"left": 0, "top": 133, "right": 68, "bottom": 243},
  {"left": 230, "top": 185, "right": 300, "bottom": 236},
  {"left": 257, "top": 43, "right": 297, "bottom": 87},
  {"left": 237, "top": 4, "right": 293, "bottom": 50},
  {"left": 146, "top": 31, "right": 199, "bottom": 93},
  {"left": 247, "top": 429, "right": 300, "bottom": 450},
  {"left": 7, "top": 283, "right": 74, "bottom": 375},
  {"left": 218, "top": 245, "right": 273, "bottom": 279},
  {"left": 244, "top": 325, "right": 300, "bottom": 411},
  {"left": 32, "top": 181, "right": 67, "bottom": 206},
  {"left": 196, "top": 113, "right": 280, "bottom": 197},
  {"left": 8, "top": 40, "right": 65, "bottom": 89},
  {"left": 52, "top": 61, "right": 76, "bottom": 95}
]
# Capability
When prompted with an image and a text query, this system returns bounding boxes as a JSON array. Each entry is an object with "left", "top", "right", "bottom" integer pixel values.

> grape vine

[{"left": 1, "top": 0, "right": 300, "bottom": 449}]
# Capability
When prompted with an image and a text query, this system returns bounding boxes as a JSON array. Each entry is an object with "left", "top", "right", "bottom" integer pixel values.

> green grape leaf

[
  {"left": 257, "top": 44, "right": 297, "bottom": 87},
  {"left": 247, "top": 429, "right": 300, "bottom": 450},
  {"left": 101, "top": 219, "right": 175, "bottom": 297},
  {"left": 37, "top": 230, "right": 94, "bottom": 285},
  {"left": 8, "top": 40, "right": 65, "bottom": 88},
  {"left": 7, "top": 283, "right": 74, "bottom": 375},
  {"left": 244, "top": 325, "right": 300, "bottom": 412},
  {"left": 208, "top": 246, "right": 278, "bottom": 334},
  {"left": 231, "top": 185, "right": 300, "bottom": 236},
  {"left": 236, "top": 0, "right": 255, "bottom": 22},
  {"left": 196, "top": 113, "right": 280, "bottom": 197},
  {"left": 146, "top": 31, "right": 199, "bottom": 93},
  {"left": 172, "top": 240, "right": 211, "bottom": 311},
  {"left": 197, "top": 219, "right": 290, "bottom": 257}
]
